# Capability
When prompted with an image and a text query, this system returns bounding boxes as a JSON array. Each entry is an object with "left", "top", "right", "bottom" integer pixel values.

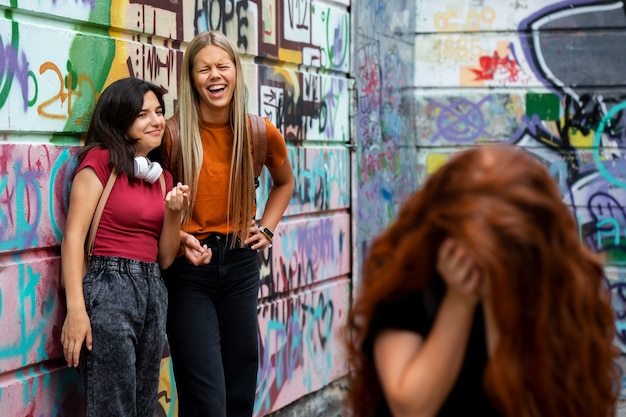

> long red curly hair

[{"left": 345, "top": 145, "right": 620, "bottom": 417}]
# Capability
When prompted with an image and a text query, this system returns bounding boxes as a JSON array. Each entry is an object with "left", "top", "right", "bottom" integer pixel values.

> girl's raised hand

[
  {"left": 436, "top": 238, "right": 482, "bottom": 306},
  {"left": 165, "top": 182, "right": 189, "bottom": 212}
]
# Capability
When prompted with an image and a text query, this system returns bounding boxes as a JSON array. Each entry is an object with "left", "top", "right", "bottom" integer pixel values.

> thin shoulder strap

[
  {"left": 86, "top": 171, "right": 117, "bottom": 261},
  {"left": 166, "top": 116, "right": 181, "bottom": 182},
  {"left": 248, "top": 113, "right": 267, "bottom": 177},
  {"left": 159, "top": 174, "right": 166, "bottom": 196}
]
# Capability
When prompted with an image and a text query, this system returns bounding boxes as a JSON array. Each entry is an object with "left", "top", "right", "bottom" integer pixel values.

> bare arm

[
  {"left": 157, "top": 182, "right": 189, "bottom": 269},
  {"left": 60, "top": 167, "right": 102, "bottom": 367},
  {"left": 373, "top": 239, "right": 482, "bottom": 417},
  {"left": 245, "top": 158, "right": 295, "bottom": 249},
  {"left": 180, "top": 229, "right": 212, "bottom": 266}
]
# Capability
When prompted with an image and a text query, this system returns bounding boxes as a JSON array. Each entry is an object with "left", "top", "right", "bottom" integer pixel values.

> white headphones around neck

[{"left": 134, "top": 157, "right": 162, "bottom": 183}]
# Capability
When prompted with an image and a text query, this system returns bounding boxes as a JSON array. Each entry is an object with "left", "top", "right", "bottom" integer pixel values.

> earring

[{"left": 134, "top": 157, "right": 163, "bottom": 183}]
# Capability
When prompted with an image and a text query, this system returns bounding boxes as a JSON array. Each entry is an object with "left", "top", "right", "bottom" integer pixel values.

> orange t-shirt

[{"left": 184, "top": 118, "right": 288, "bottom": 242}]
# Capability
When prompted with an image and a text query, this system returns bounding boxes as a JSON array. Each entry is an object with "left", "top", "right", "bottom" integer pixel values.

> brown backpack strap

[
  {"left": 247, "top": 113, "right": 267, "bottom": 178},
  {"left": 165, "top": 116, "right": 181, "bottom": 183},
  {"left": 85, "top": 171, "right": 117, "bottom": 265}
]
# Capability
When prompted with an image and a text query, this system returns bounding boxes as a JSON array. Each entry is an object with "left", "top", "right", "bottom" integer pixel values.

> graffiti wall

[
  {"left": 9, "top": 0, "right": 625, "bottom": 415},
  {"left": 410, "top": 0, "right": 626, "bottom": 353},
  {"left": 0, "top": 0, "right": 350, "bottom": 416},
  {"left": 353, "top": 0, "right": 418, "bottom": 283}
]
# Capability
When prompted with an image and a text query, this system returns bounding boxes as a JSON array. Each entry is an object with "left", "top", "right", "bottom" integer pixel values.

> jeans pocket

[{"left": 83, "top": 271, "right": 104, "bottom": 314}]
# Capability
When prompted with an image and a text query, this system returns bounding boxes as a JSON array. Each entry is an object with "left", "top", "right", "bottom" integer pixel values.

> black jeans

[
  {"left": 80, "top": 256, "right": 167, "bottom": 417},
  {"left": 165, "top": 234, "right": 260, "bottom": 417}
]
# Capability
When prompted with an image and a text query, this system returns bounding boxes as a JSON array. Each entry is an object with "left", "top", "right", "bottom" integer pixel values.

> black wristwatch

[{"left": 258, "top": 226, "right": 274, "bottom": 241}]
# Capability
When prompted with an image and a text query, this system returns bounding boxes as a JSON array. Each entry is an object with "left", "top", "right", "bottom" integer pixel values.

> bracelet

[{"left": 258, "top": 226, "right": 274, "bottom": 241}]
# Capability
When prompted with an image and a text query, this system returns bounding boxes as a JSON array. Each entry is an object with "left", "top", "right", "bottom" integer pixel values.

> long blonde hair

[{"left": 177, "top": 31, "right": 256, "bottom": 244}]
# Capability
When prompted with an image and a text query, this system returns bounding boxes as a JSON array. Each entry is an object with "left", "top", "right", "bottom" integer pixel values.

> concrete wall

[
  {"left": 353, "top": 0, "right": 418, "bottom": 279},
  {"left": 0, "top": 0, "right": 350, "bottom": 416}
]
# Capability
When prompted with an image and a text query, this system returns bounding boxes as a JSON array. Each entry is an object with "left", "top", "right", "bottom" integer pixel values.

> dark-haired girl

[{"left": 60, "top": 77, "right": 188, "bottom": 417}]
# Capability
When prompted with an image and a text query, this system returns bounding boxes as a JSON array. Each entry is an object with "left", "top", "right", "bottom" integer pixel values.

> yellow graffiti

[
  {"left": 106, "top": 0, "right": 145, "bottom": 85},
  {"left": 569, "top": 125, "right": 595, "bottom": 148},
  {"left": 434, "top": 7, "right": 496, "bottom": 32},
  {"left": 426, "top": 153, "right": 449, "bottom": 174},
  {"left": 278, "top": 48, "right": 303, "bottom": 65},
  {"left": 157, "top": 356, "right": 178, "bottom": 416}
]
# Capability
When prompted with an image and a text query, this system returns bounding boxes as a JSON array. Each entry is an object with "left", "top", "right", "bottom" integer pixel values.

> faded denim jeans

[{"left": 79, "top": 256, "right": 167, "bottom": 417}]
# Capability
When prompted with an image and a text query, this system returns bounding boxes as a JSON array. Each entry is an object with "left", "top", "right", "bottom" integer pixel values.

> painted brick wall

[
  {"left": 5, "top": 0, "right": 626, "bottom": 416},
  {"left": 0, "top": 0, "right": 351, "bottom": 416}
]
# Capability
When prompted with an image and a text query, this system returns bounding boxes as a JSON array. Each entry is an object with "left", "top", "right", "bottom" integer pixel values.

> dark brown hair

[{"left": 79, "top": 77, "right": 165, "bottom": 181}]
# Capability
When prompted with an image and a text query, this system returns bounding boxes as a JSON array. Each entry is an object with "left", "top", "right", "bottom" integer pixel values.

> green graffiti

[
  {"left": 0, "top": 1, "right": 20, "bottom": 109},
  {"left": 65, "top": 60, "right": 79, "bottom": 91},
  {"left": 525, "top": 92, "right": 560, "bottom": 121},
  {"left": 27, "top": 70, "right": 37, "bottom": 107},
  {"left": 64, "top": 1, "right": 114, "bottom": 130},
  {"left": 321, "top": 6, "right": 350, "bottom": 70}
]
